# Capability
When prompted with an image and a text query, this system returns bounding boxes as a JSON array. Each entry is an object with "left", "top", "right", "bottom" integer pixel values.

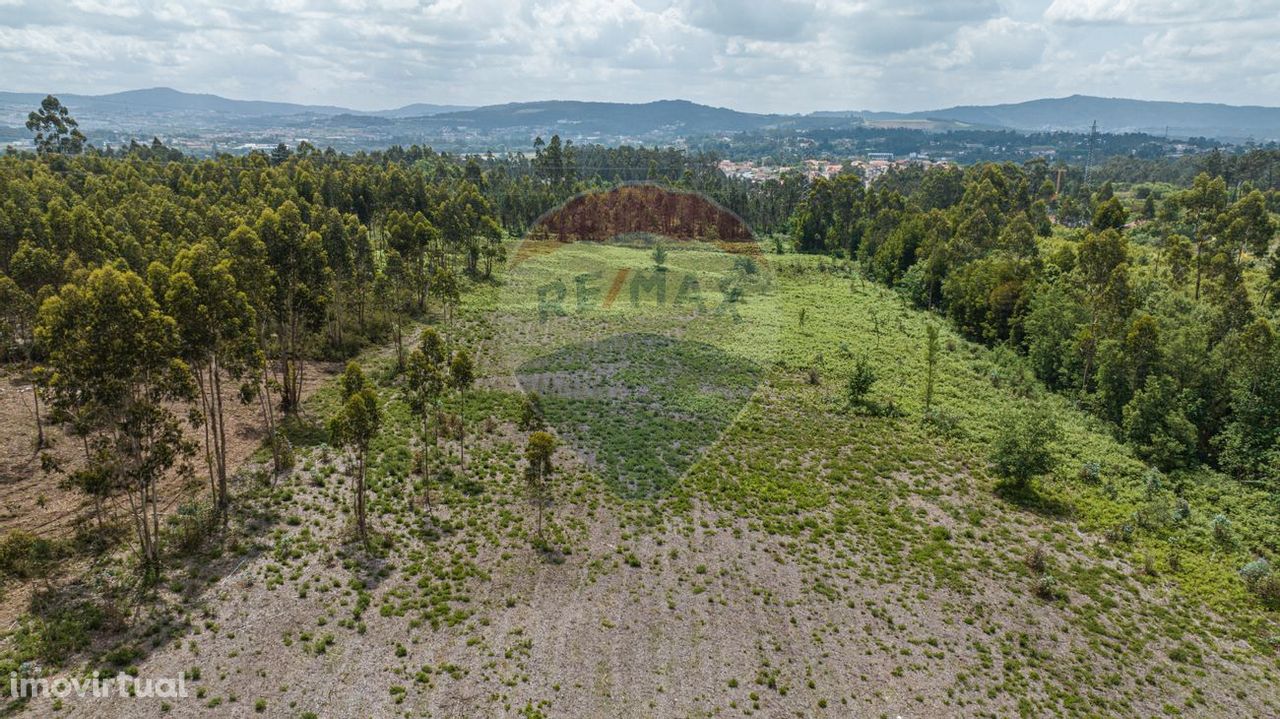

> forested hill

[
  {"left": 849, "top": 95, "right": 1280, "bottom": 141},
  {"left": 6, "top": 89, "right": 1280, "bottom": 151},
  {"left": 425, "top": 99, "right": 781, "bottom": 133}
]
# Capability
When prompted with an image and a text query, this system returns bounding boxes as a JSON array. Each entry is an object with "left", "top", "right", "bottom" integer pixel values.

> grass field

[{"left": 4, "top": 240, "right": 1279, "bottom": 718}]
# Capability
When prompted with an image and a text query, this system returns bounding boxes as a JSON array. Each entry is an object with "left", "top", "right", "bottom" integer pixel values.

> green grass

[{"left": 6, "top": 240, "right": 1277, "bottom": 718}]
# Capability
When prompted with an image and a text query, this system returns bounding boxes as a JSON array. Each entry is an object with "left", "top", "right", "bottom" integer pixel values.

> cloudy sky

[{"left": 0, "top": 0, "right": 1276, "bottom": 113}]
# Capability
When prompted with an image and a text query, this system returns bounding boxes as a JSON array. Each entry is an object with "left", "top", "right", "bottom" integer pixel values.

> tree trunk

[
  {"left": 536, "top": 472, "right": 544, "bottom": 540},
  {"left": 459, "top": 391, "right": 466, "bottom": 469},
  {"left": 31, "top": 383, "right": 44, "bottom": 449},
  {"left": 421, "top": 417, "right": 433, "bottom": 514},
  {"left": 258, "top": 372, "right": 281, "bottom": 475},
  {"left": 194, "top": 363, "right": 218, "bottom": 508},
  {"left": 212, "top": 355, "right": 229, "bottom": 516},
  {"left": 1194, "top": 237, "right": 1204, "bottom": 302},
  {"left": 395, "top": 322, "right": 404, "bottom": 371},
  {"left": 356, "top": 452, "right": 368, "bottom": 545}
]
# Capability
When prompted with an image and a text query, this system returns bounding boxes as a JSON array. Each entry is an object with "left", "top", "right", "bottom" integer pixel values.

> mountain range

[
  {"left": 2, "top": 87, "right": 1278, "bottom": 149},
  {"left": 0, "top": 87, "right": 471, "bottom": 121},
  {"left": 851, "top": 95, "right": 1280, "bottom": 141}
]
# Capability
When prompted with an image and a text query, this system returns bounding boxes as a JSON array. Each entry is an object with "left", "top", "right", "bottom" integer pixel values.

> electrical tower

[{"left": 1082, "top": 120, "right": 1098, "bottom": 188}]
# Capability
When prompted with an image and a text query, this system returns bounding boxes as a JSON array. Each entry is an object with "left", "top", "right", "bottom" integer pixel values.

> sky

[{"left": 0, "top": 0, "right": 1277, "bottom": 113}]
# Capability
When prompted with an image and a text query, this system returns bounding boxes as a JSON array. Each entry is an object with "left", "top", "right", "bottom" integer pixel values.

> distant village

[{"left": 717, "top": 154, "right": 952, "bottom": 185}]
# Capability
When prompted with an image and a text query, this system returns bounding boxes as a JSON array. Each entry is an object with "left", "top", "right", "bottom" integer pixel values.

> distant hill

[
  {"left": 425, "top": 99, "right": 785, "bottom": 135},
  {"left": 838, "top": 95, "right": 1280, "bottom": 141},
  {"left": 3, "top": 87, "right": 1278, "bottom": 150},
  {"left": 375, "top": 102, "right": 477, "bottom": 119},
  {"left": 0, "top": 87, "right": 471, "bottom": 123}
]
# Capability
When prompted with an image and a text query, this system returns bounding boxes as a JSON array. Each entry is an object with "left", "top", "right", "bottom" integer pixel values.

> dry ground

[{"left": 34, "top": 379, "right": 1279, "bottom": 719}]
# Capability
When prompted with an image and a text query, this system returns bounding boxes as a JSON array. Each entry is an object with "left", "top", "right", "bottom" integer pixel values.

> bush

[
  {"left": 923, "top": 408, "right": 965, "bottom": 438},
  {"left": 0, "top": 530, "right": 55, "bottom": 581},
  {"left": 1240, "top": 558, "right": 1271, "bottom": 587},
  {"left": 1142, "top": 467, "right": 1164, "bottom": 499},
  {"left": 845, "top": 356, "right": 876, "bottom": 407},
  {"left": 518, "top": 392, "right": 545, "bottom": 431},
  {"left": 1211, "top": 514, "right": 1231, "bottom": 544},
  {"left": 1253, "top": 576, "right": 1280, "bottom": 609},
  {"left": 1239, "top": 558, "right": 1280, "bottom": 608},
  {"left": 991, "top": 405, "right": 1062, "bottom": 488},
  {"left": 165, "top": 502, "right": 216, "bottom": 556},
  {"left": 1078, "top": 460, "right": 1102, "bottom": 484},
  {"left": 1034, "top": 574, "right": 1062, "bottom": 600},
  {"left": 1025, "top": 545, "right": 1048, "bottom": 574},
  {"left": 10, "top": 595, "right": 106, "bottom": 665}
]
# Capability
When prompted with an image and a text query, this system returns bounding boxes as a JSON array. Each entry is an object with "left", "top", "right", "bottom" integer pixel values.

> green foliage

[
  {"left": 0, "top": 531, "right": 55, "bottom": 581},
  {"left": 518, "top": 392, "right": 546, "bottom": 431},
  {"left": 1121, "top": 375, "right": 1198, "bottom": 471},
  {"left": 845, "top": 356, "right": 877, "bottom": 408},
  {"left": 990, "top": 405, "right": 1061, "bottom": 487},
  {"left": 25, "top": 95, "right": 86, "bottom": 155},
  {"left": 37, "top": 265, "right": 195, "bottom": 576},
  {"left": 651, "top": 241, "right": 668, "bottom": 269},
  {"left": 524, "top": 431, "right": 557, "bottom": 541},
  {"left": 329, "top": 364, "right": 382, "bottom": 544},
  {"left": 1091, "top": 196, "right": 1128, "bottom": 231},
  {"left": 787, "top": 159, "right": 1280, "bottom": 492},
  {"left": 339, "top": 361, "right": 367, "bottom": 400}
]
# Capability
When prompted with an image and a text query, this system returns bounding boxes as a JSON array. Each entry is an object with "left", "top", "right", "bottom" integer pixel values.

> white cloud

[
  {"left": 683, "top": 0, "right": 815, "bottom": 41},
  {"left": 0, "top": 0, "right": 1274, "bottom": 113},
  {"left": 1045, "top": 0, "right": 1280, "bottom": 26},
  {"left": 942, "top": 18, "right": 1047, "bottom": 71}
]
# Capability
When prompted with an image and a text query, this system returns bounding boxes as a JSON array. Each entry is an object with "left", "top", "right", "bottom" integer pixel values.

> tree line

[
  {"left": 789, "top": 160, "right": 1280, "bottom": 485},
  {"left": 0, "top": 101, "right": 507, "bottom": 576}
]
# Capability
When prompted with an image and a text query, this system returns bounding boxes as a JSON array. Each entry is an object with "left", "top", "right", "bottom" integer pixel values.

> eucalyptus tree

[
  {"left": 257, "top": 201, "right": 331, "bottom": 413},
  {"left": 0, "top": 273, "right": 42, "bottom": 447},
  {"left": 26, "top": 95, "right": 86, "bottom": 155},
  {"left": 223, "top": 223, "right": 286, "bottom": 473},
  {"left": 37, "top": 266, "right": 195, "bottom": 577},
  {"left": 164, "top": 240, "right": 259, "bottom": 516},
  {"left": 1173, "top": 174, "right": 1228, "bottom": 301},
  {"left": 449, "top": 348, "right": 476, "bottom": 469},
  {"left": 405, "top": 328, "right": 447, "bottom": 512},
  {"left": 524, "top": 431, "right": 557, "bottom": 542},
  {"left": 329, "top": 362, "right": 381, "bottom": 545}
]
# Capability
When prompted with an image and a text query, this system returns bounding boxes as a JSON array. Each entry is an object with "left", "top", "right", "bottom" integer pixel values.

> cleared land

[{"left": 5, "top": 246, "right": 1280, "bottom": 718}]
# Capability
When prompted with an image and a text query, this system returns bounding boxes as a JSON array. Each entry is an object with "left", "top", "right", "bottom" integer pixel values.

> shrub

[
  {"left": 1078, "top": 460, "right": 1102, "bottom": 484},
  {"left": 1240, "top": 558, "right": 1271, "bottom": 586},
  {"left": 10, "top": 596, "right": 106, "bottom": 665},
  {"left": 0, "top": 530, "right": 55, "bottom": 581},
  {"left": 1211, "top": 514, "right": 1231, "bottom": 544},
  {"left": 1142, "top": 467, "right": 1164, "bottom": 499},
  {"left": 1253, "top": 576, "right": 1280, "bottom": 609},
  {"left": 1025, "top": 545, "right": 1048, "bottom": 574},
  {"left": 165, "top": 502, "right": 215, "bottom": 556},
  {"left": 845, "top": 356, "right": 876, "bottom": 407},
  {"left": 923, "top": 408, "right": 965, "bottom": 439},
  {"left": 274, "top": 430, "right": 296, "bottom": 472},
  {"left": 518, "top": 393, "right": 546, "bottom": 431},
  {"left": 1034, "top": 574, "right": 1062, "bottom": 600},
  {"left": 991, "top": 405, "right": 1062, "bottom": 488}
]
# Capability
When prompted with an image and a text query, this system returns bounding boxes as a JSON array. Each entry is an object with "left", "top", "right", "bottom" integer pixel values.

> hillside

[
  {"left": 426, "top": 99, "right": 781, "bottom": 134},
  {"left": 7, "top": 88, "right": 1280, "bottom": 151},
  {"left": 858, "top": 95, "right": 1280, "bottom": 141},
  {"left": 11, "top": 245, "right": 1276, "bottom": 719},
  {"left": 0, "top": 87, "right": 469, "bottom": 126}
]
